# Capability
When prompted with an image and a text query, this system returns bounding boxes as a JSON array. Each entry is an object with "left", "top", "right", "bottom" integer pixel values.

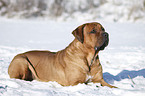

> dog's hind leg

[
  {"left": 26, "top": 57, "right": 40, "bottom": 81},
  {"left": 8, "top": 55, "right": 33, "bottom": 81}
]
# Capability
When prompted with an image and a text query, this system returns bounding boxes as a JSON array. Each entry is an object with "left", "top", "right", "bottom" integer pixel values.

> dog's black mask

[{"left": 95, "top": 32, "right": 109, "bottom": 51}]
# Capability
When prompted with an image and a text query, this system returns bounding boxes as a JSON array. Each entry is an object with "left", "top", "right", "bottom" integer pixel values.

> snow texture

[
  {"left": 0, "top": 0, "right": 145, "bottom": 22},
  {"left": 0, "top": 19, "right": 145, "bottom": 96}
]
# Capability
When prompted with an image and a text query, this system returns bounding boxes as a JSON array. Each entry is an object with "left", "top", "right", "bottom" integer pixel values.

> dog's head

[{"left": 72, "top": 22, "right": 109, "bottom": 51}]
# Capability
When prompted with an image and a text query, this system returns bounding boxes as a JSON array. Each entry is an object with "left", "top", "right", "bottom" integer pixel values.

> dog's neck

[{"left": 65, "top": 39, "right": 98, "bottom": 68}]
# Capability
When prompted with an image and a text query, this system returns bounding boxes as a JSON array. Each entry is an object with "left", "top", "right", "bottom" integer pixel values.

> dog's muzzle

[{"left": 95, "top": 32, "right": 109, "bottom": 51}]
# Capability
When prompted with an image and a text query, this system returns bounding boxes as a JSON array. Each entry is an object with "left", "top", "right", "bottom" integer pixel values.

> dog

[{"left": 8, "top": 22, "right": 116, "bottom": 88}]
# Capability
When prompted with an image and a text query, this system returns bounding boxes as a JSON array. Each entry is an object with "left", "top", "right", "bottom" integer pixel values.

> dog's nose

[{"left": 102, "top": 32, "right": 108, "bottom": 38}]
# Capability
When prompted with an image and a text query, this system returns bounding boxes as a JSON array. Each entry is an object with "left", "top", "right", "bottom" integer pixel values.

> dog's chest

[{"left": 85, "top": 74, "right": 92, "bottom": 84}]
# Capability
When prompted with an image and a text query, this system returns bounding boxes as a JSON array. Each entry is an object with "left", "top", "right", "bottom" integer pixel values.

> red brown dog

[{"left": 8, "top": 22, "right": 116, "bottom": 88}]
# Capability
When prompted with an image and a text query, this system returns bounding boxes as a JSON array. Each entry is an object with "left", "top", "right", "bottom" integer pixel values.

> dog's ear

[{"left": 72, "top": 24, "right": 86, "bottom": 43}]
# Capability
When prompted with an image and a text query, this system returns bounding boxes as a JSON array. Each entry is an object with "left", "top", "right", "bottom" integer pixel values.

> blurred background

[{"left": 0, "top": 0, "right": 145, "bottom": 22}]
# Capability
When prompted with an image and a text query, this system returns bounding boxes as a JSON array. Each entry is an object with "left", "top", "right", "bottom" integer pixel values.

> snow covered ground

[{"left": 0, "top": 19, "right": 145, "bottom": 96}]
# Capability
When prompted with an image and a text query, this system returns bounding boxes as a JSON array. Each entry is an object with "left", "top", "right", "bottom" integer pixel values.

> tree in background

[{"left": 0, "top": 0, "right": 144, "bottom": 22}]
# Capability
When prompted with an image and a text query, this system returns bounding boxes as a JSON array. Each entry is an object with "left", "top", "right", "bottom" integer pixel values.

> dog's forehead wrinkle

[{"left": 85, "top": 25, "right": 96, "bottom": 32}]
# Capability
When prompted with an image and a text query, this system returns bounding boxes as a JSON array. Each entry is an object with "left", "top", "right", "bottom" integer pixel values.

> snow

[{"left": 0, "top": 19, "right": 145, "bottom": 96}]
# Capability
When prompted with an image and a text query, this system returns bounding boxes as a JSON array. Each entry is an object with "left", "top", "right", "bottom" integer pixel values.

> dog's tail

[{"left": 26, "top": 57, "right": 41, "bottom": 81}]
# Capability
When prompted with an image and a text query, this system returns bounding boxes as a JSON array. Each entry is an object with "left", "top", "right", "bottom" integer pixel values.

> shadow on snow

[{"left": 103, "top": 68, "right": 145, "bottom": 84}]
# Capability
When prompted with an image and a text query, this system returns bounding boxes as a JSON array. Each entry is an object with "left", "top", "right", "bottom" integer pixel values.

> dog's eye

[
  {"left": 101, "top": 27, "right": 105, "bottom": 31},
  {"left": 90, "top": 29, "right": 96, "bottom": 34}
]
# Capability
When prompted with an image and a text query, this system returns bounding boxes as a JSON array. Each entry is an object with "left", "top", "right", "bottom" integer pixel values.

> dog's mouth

[{"left": 94, "top": 32, "right": 109, "bottom": 52}]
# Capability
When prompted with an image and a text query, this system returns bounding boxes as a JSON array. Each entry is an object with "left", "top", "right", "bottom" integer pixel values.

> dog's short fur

[{"left": 8, "top": 22, "right": 116, "bottom": 88}]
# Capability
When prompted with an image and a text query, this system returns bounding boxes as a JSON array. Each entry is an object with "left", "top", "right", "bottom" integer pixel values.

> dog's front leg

[{"left": 91, "top": 56, "right": 117, "bottom": 88}]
